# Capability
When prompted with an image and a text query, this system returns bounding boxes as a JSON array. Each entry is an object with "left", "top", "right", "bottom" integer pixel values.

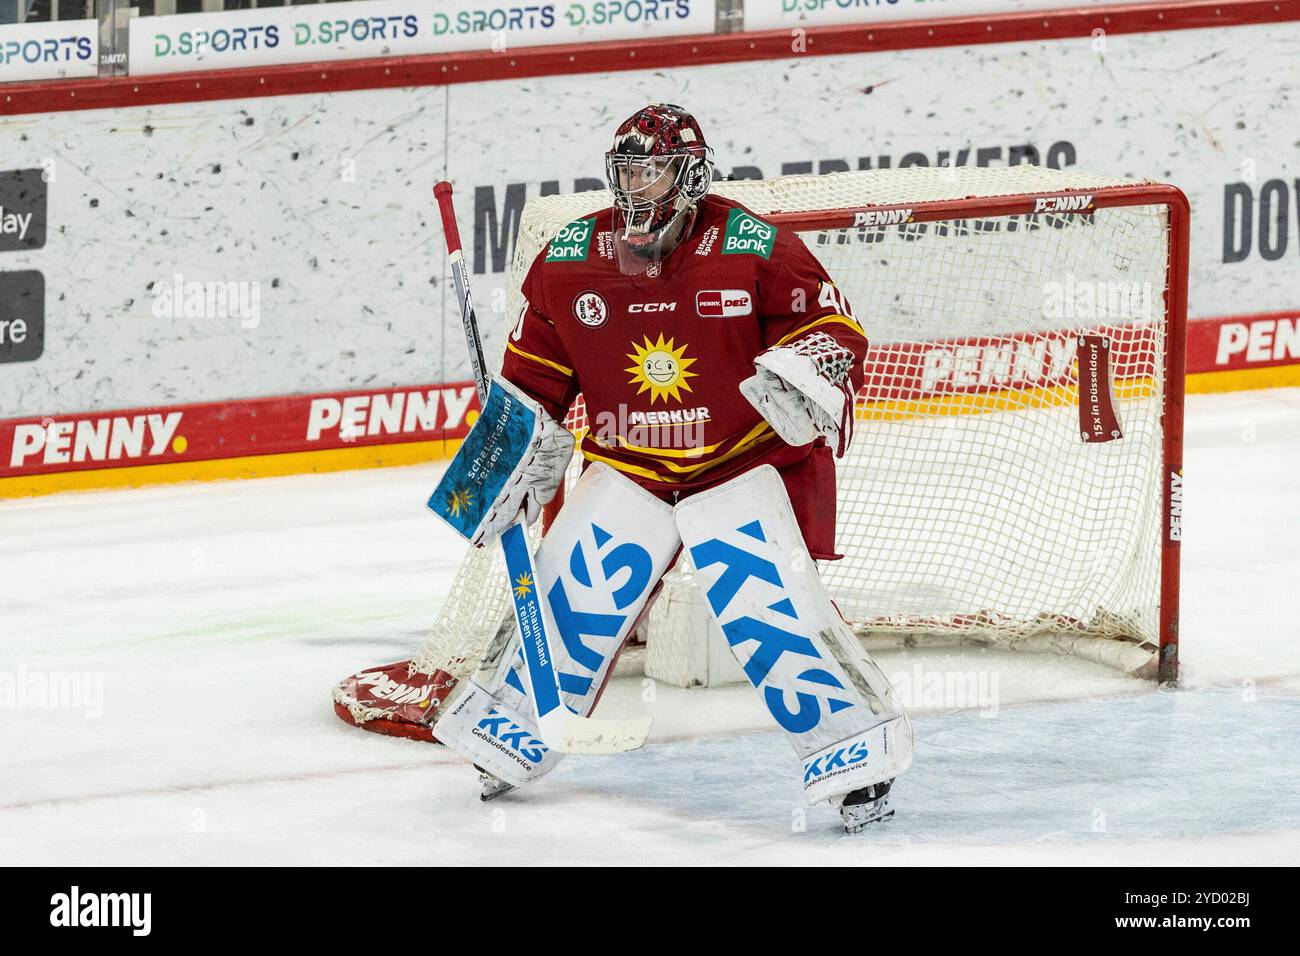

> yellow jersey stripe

[
  {"left": 773, "top": 314, "right": 865, "bottom": 348},
  {"left": 506, "top": 342, "right": 574, "bottom": 378},
  {"left": 638, "top": 421, "right": 773, "bottom": 474},
  {"left": 596, "top": 425, "right": 722, "bottom": 459},
  {"left": 581, "top": 426, "right": 778, "bottom": 483},
  {"left": 579, "top": 448, "right": 676, "bottom": 483}
]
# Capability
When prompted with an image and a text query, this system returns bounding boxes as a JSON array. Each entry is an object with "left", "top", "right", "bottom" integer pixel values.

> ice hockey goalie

[{"left": 420, "top": 104, "right": 914, "bottom": 833}]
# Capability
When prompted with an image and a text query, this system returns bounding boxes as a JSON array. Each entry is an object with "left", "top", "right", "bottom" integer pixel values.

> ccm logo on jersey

[
  {"left": 1034, "top": 194, "right": 1095, "bottom": 213},
  {"left": 696, "top": 290, "right": 753, "bottom": 318},
  {"left": 573, "top": 291, "right": 609, "bottom": 328},
  {"left": 628, "top": 302, "right": 677, "bottom": 313}
]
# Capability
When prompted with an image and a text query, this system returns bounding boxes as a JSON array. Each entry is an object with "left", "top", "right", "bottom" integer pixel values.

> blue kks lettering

[
  {"left": 804, "top": 740, "right": 871, "bottom": 784},
  {"left": 477, "top": 709, "right": 548, "bottom": 763},
  {"left": 690, "top": 519, "right": 853, "bottom": 734},
  {"left": 503, "top": 522, "right": 653, "bottom": 701}
]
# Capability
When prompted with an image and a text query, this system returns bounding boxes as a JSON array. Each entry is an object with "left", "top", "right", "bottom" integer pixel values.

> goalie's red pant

[{"left": 589, "top": 439, "right": 843, "bottom": 562}]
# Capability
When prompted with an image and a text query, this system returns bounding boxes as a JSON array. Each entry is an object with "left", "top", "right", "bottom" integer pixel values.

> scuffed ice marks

[{"left": 552, "top": 689, "right": 1300, "bottom": 845}]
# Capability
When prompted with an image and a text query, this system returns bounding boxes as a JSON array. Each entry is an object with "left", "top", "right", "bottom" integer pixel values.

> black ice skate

[
  {"left": 838, "top": 780, "right": 894, "bottom": 832},
  {"left": 475, "top": 765, "right": 516, "bottom": 802}
]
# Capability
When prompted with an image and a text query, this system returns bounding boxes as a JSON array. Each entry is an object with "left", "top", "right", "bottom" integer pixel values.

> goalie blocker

[
  {"left": 332, "top": 376, "right": 574, "bottom": 741},
  {"left": 428, "top": 377, "right": 573, "bottom": 548}
]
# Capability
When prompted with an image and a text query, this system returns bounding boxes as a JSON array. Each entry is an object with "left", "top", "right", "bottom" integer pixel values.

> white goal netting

[{"left": 413, "top": 166, "right": 1178, "bottom": 695}]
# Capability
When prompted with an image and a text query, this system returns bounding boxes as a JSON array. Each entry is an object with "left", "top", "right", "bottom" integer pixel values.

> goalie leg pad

[
  {"left": 674, "top": 465, "right": 912, "bottom": 805},
  {"left": 434, "top": 462, "right": 680, "bottom": 788}
]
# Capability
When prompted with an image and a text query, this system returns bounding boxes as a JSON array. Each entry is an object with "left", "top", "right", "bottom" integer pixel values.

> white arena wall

[{"left": 0, "top": 3, "right": 1297, "bottom": 492}]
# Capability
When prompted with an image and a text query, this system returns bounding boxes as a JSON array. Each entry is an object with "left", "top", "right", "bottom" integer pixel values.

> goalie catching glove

[{"left": 740, "top": 331, "right": 858, "bottom": 458}]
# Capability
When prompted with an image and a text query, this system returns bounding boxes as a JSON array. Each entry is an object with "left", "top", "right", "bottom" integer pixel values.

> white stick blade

[{"left": 553, "top": 714, "right": 653, "bottom": 755}]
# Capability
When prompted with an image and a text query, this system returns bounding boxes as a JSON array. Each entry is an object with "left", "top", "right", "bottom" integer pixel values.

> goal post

[
  {"left": 760, "top": 180, "right": 1187, "bottom": 686},
  {"left": 332, "top": 165, "right": 1187, "bottom": 740}
]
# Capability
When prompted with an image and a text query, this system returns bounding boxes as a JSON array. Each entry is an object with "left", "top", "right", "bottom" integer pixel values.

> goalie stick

[{"left": 431, "top": 181, "right": 653, "bottom": 755}]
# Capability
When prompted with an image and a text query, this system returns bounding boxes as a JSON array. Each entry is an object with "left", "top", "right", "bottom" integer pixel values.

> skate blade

[
  {"left": 480, "top": 784, "right": 515, "bottom": 803},
  {"left": 477, "top": 770, "right": 516, "bottom": 802}
]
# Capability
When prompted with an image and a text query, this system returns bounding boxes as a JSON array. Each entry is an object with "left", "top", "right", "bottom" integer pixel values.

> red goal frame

[{"left": 768, "top": 184, "right": 1189, "bottom": 684}]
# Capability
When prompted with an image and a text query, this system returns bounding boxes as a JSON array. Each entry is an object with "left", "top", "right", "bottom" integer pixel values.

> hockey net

[{"left": 333, "top": 165, "right": 1186, "bottom": 738}]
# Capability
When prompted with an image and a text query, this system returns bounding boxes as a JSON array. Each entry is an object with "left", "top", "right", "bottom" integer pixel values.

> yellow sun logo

[
  {"left": 447, "top": 488, "right": 474, "bottom": 517},
  {"left": 513, "top": 573, "right": 534, "bottom": 599},
  {"left": 625, "top": 333, "right": 698, "bottom": 404}
]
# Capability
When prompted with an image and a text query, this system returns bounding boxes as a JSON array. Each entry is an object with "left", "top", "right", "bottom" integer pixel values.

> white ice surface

[{"left": 1, "top": 389, "right": 1298, "bottom": 865}]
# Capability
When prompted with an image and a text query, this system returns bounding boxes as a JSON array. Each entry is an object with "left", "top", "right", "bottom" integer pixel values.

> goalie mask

[{"left": 605, "top": 104, "right": 714, "bottom": 277}]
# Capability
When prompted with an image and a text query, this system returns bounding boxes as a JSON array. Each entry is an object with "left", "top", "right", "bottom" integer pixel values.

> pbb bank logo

[
  {"left": 689, "top": 519, "right": 853, "bottom": 734},
  {"left": 546, "top": 217, "right": 596, "bottom": 263}
]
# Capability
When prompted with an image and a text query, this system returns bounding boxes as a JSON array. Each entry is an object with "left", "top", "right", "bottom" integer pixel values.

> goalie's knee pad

[
  {"left": 675, "top": 465, "right": 912, "bottom": 805},
  {"left": 435, "top": 462, "right": 680, "bottom": 788}
]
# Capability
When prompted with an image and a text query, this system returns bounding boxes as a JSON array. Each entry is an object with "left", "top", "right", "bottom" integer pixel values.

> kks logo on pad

[
  {"left": 804, "top": 739, "right": 872, "bottom": 784},
  {"left": 689, "top": 518, "right": 855, "bottom": 735},
  {"left": 695, "top": 290, "right": 753, "bottom": 318},
  {"left": 476, "top": 709, "right": 547, "bottom": 764}
]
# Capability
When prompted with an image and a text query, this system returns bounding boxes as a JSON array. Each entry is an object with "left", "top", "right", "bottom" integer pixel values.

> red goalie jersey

[{"left": 501, "top": 194, "right": 866, "bottom": 558}]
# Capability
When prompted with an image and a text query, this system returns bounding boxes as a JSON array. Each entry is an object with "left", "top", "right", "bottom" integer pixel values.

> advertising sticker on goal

[{"left": 1077, "top": 334, "right": 1123, "bottom": 443}]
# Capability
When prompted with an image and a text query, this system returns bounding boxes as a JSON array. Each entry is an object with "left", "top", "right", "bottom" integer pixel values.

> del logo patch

[
  {"left": 722, "top": 208, "right": 776, "bottom": 259},
  {"left": 546, "top": 217, "right": 596, "bottom": 263},
  {"left": 573, "top": 291, "right": 609, "bottom": 328},
  {"left": 696, "top": 289, "right": 753, "bottom": 318}
]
